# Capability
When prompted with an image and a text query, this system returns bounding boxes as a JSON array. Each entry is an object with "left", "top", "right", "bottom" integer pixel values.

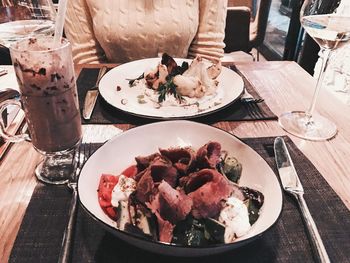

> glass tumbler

[{"left": 0, "top": 36, "right": 82, "bottom": 185}]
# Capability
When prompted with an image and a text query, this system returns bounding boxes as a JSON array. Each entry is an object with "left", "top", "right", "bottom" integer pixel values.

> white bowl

[{"left": 78, "top": 120, "right": 282, "bottom": 257}]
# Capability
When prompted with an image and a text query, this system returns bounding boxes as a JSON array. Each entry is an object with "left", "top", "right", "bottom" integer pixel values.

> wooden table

[{"left": 1, "top": 61, "right": 350, "bottom": 262}]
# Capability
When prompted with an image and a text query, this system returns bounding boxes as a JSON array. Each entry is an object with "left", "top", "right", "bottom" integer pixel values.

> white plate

[
  {"left": 99, "top": 58, "right": 244, "bottom": 119},
  {"left": 78, "top": 121, "right": 282, "bottom": 257}
]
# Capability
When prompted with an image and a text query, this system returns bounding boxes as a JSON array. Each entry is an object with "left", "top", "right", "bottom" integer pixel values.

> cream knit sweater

[{"left": 65, "top": 0, "right": 227, "bottom": 64}]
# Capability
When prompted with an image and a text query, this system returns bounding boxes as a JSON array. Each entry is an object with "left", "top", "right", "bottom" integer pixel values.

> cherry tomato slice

[
  {"left": 121, "top": 165, "right": 138, "bottom": 178},
  {"left": 98, "top": 174, "right": 119, "bottom": 219}
]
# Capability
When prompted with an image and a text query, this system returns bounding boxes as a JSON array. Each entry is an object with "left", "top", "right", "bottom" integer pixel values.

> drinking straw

[{"left": 53, "top": 0, "right": 68, "bottom": 47}]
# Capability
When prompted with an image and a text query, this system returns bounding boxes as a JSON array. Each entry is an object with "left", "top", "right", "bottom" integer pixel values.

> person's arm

[
  {"left": 188, "top": 0, "right": 228, "bottom": 61},
  {"left": 65, "top": 0, "right": 106, "bottom": 64}
]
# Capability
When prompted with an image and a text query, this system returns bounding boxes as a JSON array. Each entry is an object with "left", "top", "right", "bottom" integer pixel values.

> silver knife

[
  {"left": 274, "top": 137, "right": 330, "bottom": 263},
  {"left": 82, "top": 66, "right": 108, "bottom": 120}
]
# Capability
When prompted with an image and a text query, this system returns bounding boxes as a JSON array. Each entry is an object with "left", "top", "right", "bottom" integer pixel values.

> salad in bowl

[
  {"left": 97, "top": 141, "right": 264, "bottom": 246},
  {"left": 77, "top": 121, "right": 282, "bottom": 256}
]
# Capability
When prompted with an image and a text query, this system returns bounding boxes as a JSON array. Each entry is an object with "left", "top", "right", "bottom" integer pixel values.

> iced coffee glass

[{"left": 0, "top": 36, "right": 82, "bottom": 184}]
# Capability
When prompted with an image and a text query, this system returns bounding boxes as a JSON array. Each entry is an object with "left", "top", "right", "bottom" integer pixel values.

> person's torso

[{"left": 86, "top": 0, "right": 199, "bottom": 63}]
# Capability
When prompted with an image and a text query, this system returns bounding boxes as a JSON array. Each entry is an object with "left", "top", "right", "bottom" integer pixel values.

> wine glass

[
  {"left": 0, "top": 0, "right": 56, "bottom": 48},
  {"left": 279, "top": 0, "right": 350, "bottom": 141}
]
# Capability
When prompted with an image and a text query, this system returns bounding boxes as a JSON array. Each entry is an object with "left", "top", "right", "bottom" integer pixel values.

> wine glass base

[
  {"left": 35, "top": 151, "right": 76, "bottom": 185},
  {"left": 278, "top": 111, "right": 337, "bottom": 141}
]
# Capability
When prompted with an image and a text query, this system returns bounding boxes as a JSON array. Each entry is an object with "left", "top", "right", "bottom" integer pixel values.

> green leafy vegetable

[
  {"left": 157, "top": 62, "right": 189, "bottom": 103},
  {"left": 158, "top": 80, "right": 184, "bottom": 103},
  {"left": 172, "top": 216, "right": 208, "bottom": 246},
  {"left": 127, "top": 61, "right": 189, "bottom": 104},
  {"left": 246, "top": 199, "right": 260, "bottom": 225},
  {"left": 241, "top": 187, "right": 264, "bottom": 225},
  {"left": 204, "top": 218, "right": 225, "bottom": 243},
  {"left": 172, "top": 216, "right": 228, "bottom": 246},
  {"left": 168, "top": 62, "right": 189, "bottom": 78}
]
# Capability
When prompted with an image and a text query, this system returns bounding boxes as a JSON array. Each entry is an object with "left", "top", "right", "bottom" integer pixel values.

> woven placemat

[
  {"left": 9, "top": 136, "right": 350, "bottom": 262},
  {"left": 77, "top": 67, "right": 277, "bottom": 125}
]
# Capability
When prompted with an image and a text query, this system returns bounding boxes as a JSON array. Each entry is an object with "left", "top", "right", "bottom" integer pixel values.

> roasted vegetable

[
  {"left": 117, "top": 197, "right": 157, "bottom": 240},
  {"left": 218, "top": 155, "right": 242, "bottom": 183},
  {"left": 116, "top": 200, "right": 132, "bottom": 230},
  {"left": 172, "top": 216, "right": 228, "bottom": 246},
  {"left": 241, "top": 187, "right": 264, "bottom": 225},
  {"left": 204, "top": 218, "right": 225, "bottom": 243},
  {"left": 172, "top": 216, "right": 208, "bottom": 246}
]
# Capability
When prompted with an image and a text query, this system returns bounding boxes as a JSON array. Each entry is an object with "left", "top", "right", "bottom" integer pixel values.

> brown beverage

[{"left": 10, "top": 37, "right": 82, "bottom": 153}]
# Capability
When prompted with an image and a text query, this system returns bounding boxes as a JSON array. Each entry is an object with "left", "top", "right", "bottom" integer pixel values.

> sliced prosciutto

[
  {"left": 147, "top": 181, "right": 192, "bottom": 242},
  {"left": 135, "top": 154, "right": 178, "bottom": 186},
  {"left": 135, "top": 156, "right": 178, "bottom": 203},
  {"left": 158, "top": 181, "right": 192, "bottom": 224},
  {"left": 149, "top": 156, "right": 178, "bottom": 187},
  {"left": 135, "top": 169, "right": 155, "bottom": 203},
  {"left": 185, "top": 168, "right": 233, "bottom": 219},
  {"left": 159, "top": 147, "right": 195, "bottom": 175},
  {"left": 135, "top": 152, "right": 161, "bottom": 172},
  {"left": 196, "top": 141, "right": 221, "bottom": 169}
]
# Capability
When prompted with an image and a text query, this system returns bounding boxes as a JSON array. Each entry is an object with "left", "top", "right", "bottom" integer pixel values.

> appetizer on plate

[
  {"left": 127, "top": 53, "right": 223, "bottom": 110},
  {"left": 98, "top": 56, "right": 244, "bottom": 119},
  {"left": 97, "top": 141, "right": 264, "bottom": 246}
]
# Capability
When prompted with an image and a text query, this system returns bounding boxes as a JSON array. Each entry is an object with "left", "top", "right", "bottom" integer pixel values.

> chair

[{"left": 224, "top": 0, "right": 272, "bottom": 61}]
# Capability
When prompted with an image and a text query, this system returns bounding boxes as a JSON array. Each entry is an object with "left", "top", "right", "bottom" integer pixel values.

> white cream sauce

[
  {"left": 111, "top": 175, "right": 137, "bottom": 208},
  {"left": 134, "top": 79, "right": 223, "bottom": 112},
  {"left": 219, "top": 196, "right": 251, "bottom": 243}
]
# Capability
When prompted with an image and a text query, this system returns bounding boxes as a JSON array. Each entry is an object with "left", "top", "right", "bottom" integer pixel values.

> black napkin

[
  {"left": 77, "top": 67, "right": 277, "bottom": 125},
  {"left": 9, "top": 136, "right": 350, "bottom": 263}
]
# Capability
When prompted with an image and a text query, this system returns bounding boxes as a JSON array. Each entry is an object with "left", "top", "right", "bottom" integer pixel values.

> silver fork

[
  {"left": 240, "top": 89, "right": 264, "bottom": 103},
  {"left": 243, "top": 101, "right": 264, "bottom": 119},
  {"left": 58, "top": 143, "right": 92, "bottom": 263},
  {"left": 241, "top": 97, "right": 264, "bottom": 103}
]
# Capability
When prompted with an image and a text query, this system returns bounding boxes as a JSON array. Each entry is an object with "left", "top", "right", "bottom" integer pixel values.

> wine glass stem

[{"left": 306, "top": 48, "right": 331, "bottom": 120}]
